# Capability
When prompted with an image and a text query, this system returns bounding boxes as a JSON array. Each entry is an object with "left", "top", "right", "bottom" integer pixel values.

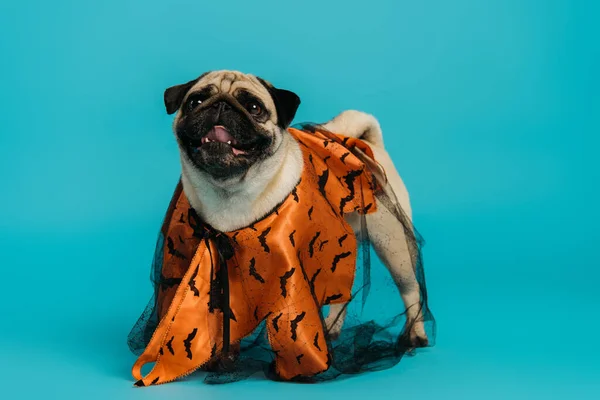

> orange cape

[{"left": 128, "top": 126, "right": 435, "bottom": 386}]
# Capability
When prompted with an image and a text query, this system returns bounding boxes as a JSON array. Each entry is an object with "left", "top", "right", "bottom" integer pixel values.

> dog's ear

[
  {"left": 257, "top": 77, "right": 301, "bottom": 128},
  {"left": 164, "top": 73, "right": 209, "bottom": 115},
  {"left": 164, "top": 80, "right": 196, "bottom": 115}
]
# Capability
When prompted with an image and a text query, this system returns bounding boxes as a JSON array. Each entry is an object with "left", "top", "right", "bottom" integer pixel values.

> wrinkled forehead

[{"left": 188, "top": 70, "right": 274, "bottom": 108}]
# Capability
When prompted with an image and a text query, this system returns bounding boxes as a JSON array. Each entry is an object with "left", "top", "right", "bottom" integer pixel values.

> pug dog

[{"left": 163, "top": 70, "right": 429, "bottom": 355}]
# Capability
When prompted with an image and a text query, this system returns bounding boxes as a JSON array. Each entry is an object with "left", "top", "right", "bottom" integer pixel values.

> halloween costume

[{"left": 128, "top": 126, "right": 435, "bottom": 385}]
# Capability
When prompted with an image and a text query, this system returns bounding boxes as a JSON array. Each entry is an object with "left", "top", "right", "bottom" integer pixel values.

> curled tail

[{"left": 321, "top": 110, "right": 384, "bottom": 148}]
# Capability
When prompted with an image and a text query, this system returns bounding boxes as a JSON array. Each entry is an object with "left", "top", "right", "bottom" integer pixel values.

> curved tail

[{"left": 321, "top": 110, "right": 384, "bottom": 148}]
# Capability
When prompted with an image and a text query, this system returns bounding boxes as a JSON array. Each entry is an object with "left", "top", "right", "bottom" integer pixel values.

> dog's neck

[{"left": 180, "top": 132, "right": 303, "bottom": 232}]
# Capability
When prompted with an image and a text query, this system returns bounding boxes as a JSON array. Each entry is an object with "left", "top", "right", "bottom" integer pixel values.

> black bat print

[
  {"left": 291, "top": 187, "right": 299, "bottom": 202},
  {"left": 319, "top": 240, "right": 329, "bottom": 251},
  {"left": 339, "top": 169, "right": 363, "bottom": 215},
  {"left": 338, "top": 234, "right": 348, "bottom": 246},
  {"left": 340, "top": 151, "right": 350, "bottom": 164},
  {"left": 314, "top": 332, "right": 322, "bottom": 351},
  {"left": 308, "top": 231, "right": 321, "bottom": 258},
  {"left": 324, "top": 293, "right": 343, "bottom": 305},
  {"left": 279, "top": 268, "right": 296, "bottom": 298},
  {"left": 272, "top": 313, "right": 283, "bottom": 332},
  {"left": 317, "top": 168, "right": 338, "bottom": 216},
  {"left": 308, "top": 206, "right": 314, "bottom": 220},
  {"left": 248, "top": 257, "right": 265, "bottom": 283},
  {"left": 258, "top": 227, "right": 271, "bottom": 253},
  {"left": 166, "top": 336, "right": 175, "bottom": 355},
  {"left": 331, "top": 251, "right": 352, "bottom": 272},
  {"left": 317, "top": 168, "right": 329, "bottom": 196},
  {"left": 290, "top": 312, "right": 306, "bottom": 341},
  {"left": 296, "top": 354, "right": 304, "bottom": 364},
  {"left": 184, "top": 328, "right": 198, "bottom": 360},
  {"left": 167, "top": 236, "right": 186, "bottom": 260},
  {"left": 188, "top": 266, "right": 200, "bottom": 296},
  {"left": 289, "top": 230, "right": 296, "bottom": 247}
]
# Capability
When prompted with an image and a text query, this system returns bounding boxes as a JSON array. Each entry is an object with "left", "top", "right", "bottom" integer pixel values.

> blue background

[{"left": 1, "top": 0, "right": 598, "bottom": 398}]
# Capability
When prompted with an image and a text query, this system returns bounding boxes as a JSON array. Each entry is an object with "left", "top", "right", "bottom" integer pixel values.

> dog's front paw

[
  {"left": 325, "top": 315, "right": 344, "bottom": 341},
  {"left": 202, "top": 344, "right": 240, "bottom": 372},
  {"left": 324, "top": 303, "right": 347, "bottom": 341},
  {"left": 408, "top": 320, "right": 429, "bottom": 348}
]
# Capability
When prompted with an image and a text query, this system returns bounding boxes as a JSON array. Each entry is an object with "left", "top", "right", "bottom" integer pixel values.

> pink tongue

[
  {"left": 206, "top": 125, "right": 247, "bottom": 155},
  {"left": 207, "top": 126, "right": 234, "bottom": 142}
]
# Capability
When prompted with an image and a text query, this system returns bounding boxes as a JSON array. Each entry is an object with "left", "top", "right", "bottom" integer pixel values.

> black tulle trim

[{"left": 127, "top": 125, "right": 435, "bottom": 383}]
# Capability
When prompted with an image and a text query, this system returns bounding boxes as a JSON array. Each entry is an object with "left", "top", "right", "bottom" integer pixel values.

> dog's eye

[
  {"left": 186, "top": 95, "right": 204, "bottom": 112},
  {"left": 247, "top": 102, "right": 262, "bottom": 116}
]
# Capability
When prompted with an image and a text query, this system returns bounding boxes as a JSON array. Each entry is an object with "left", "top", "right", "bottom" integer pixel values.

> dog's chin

[{"left": 181, "top": 127, "right": 272, "bottom": 181}]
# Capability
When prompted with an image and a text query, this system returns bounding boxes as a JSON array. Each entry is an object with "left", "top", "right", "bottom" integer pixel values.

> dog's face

[{"left": 164, "top": 70, "right": 301, "bottom": 180}]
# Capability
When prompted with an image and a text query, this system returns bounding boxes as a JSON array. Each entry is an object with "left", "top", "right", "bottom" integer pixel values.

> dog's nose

[{"left": 212, "top": 101, "right": 231, "bottom": 112}]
